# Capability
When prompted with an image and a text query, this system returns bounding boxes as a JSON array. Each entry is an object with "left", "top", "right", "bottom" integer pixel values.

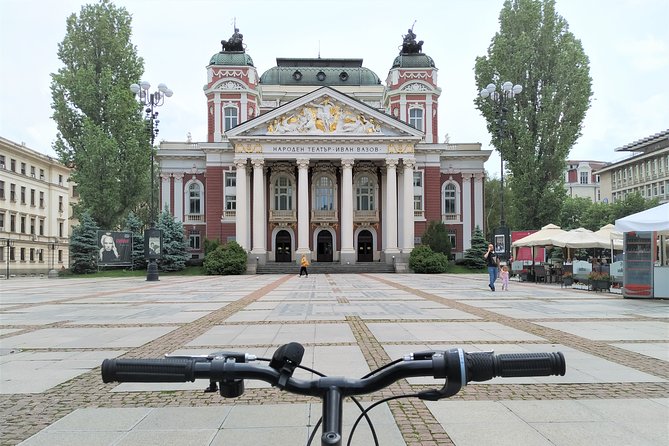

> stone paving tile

[{"left": 0, "top": 273, "right": 668, "bottom": 446}]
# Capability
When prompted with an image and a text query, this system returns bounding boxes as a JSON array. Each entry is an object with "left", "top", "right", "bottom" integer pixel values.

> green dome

[
  {"left": 209, "top": 51, "right": 254, "bottom": 67},
  {"left": 391, "top": 53, "right": 435, "bottom": 69},
  {"left": 260, "top": 58, "right": 381, "bottom": 86}
]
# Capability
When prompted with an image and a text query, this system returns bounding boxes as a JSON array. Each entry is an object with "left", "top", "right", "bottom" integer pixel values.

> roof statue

[
  {"left": 221, "top": 27, "right": 245, "bottom": 52},
  {"left": 401, "top": 26, "right": 423, "bottom": 54}
]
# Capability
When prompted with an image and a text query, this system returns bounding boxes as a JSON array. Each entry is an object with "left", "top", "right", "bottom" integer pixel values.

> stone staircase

[{"left": 255, "top": 261, "right": 396, "bottom": 275}]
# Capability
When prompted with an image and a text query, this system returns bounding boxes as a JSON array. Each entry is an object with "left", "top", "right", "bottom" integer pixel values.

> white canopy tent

[
  {"left": 594, "top": 224, "right": 623, "bottom": 250},
  {"left": 615, "top": 203, "right": 669, "bottom": 233},
  {"left": 511, "top": 224, "right": 567, "bottom": 247},
  {"left": 551, "top": 227, "right": 599, "bottom": 249}
]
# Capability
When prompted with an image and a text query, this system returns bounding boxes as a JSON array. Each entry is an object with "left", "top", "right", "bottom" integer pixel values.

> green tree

[
  {"left": 409, "top": 245, "right": 449, "bottom": 274},
  {"left": 50, "top": 0, "right": 148, "bottom": 229},
  {"left": 463, "top": 226, "right": 488, "bottom": 269},
  {"left": 475, "top": 0, "right": 593, "bottom": 229},
  {"left": 69, "top": 210, "right": 100, "bottom": 274},
  {"left": 484, "top": 174, "right": 513, "bottom": 237},
  {"left": 203, "top": 241, "right": 248, "bottom": 275},
  {"left": 610, "top": 192, "right": 659, "bottom": 221},
  {"left": 157, "top": 209, "right": 188, "bottom": 272},
  {"left": 581, "top": 201, "right": 612, "bottom": 231},
  {"left": 557, "top": 196, "right": 592, "bottom": 230},
  {"left": 421, "top": 221, "right": 452, "bottom": 257},
  {"left": 122, "top": 211, "right": 146, "bottom": 270}
]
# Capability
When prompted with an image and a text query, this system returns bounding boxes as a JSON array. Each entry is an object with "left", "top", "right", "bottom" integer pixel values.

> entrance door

[
  {"left": 317, "top": 231, "right": 333, "bottom": 262},
  {"left": 357, "top": 230, "right": 373, "bottom": 262},
  {"left": 275, "top": 230, "right": 292, "bottom": 262}
]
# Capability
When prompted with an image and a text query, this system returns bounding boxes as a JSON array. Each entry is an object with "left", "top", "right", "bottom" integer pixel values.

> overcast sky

[{"left": 1, "top": 0, "right": 668, "bottom": 177}]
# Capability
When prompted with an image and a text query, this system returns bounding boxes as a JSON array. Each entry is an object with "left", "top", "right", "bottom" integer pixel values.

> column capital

[
  {"left": 385, "top": 158, "right": 399, "bottom": 169},
  {"left": 341, "top": 159, "right": 355, "bottom": 169},
  {"left": 473, "top": 172, "right": 485, "bottom": 181},
  {"left": 251, "top": 158, "right": 265, "bottom": 169},
  {"left": 297, "top": 158, "right": 310, "bottom": 169},
  {"left": 160, "top": 173, "right": 172, "bottom": 180},
  {"left": 173, "top": 173, "right": 184, "bottom": 180},
  {"left": 402, "top": 158, "right": 416, "bottom": 170},
  {"left": 462, "top": 173, "right": 473, "bottom": 182},
  {"left": 234, "top": 158, "right": 248, "bottom": 169}
]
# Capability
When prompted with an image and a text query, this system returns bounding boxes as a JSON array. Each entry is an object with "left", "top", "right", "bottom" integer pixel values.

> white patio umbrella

[
  {"left": 594, "top": 224, "right": 623, "bottom": 250},
  {"left": 511, "top": 224, "right": 567, "bottom": 247},
  {"left": 551, "top": 227, "right": 599, "bottom": 249}
]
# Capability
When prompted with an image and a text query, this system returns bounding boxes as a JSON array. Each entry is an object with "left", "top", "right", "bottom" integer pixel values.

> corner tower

[
  {"left": 204, "top": 28, "right": 259, "bottom": 142},
  {"left": 384, "top": 29, "right": 441, "bottom": 143}
]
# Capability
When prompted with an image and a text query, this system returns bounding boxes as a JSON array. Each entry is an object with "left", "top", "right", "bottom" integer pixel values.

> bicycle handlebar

[{"left": 101, "top": 348, "right": 565, "bottom": 400}]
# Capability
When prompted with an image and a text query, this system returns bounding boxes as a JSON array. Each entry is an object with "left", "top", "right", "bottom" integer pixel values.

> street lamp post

[
  {"left": 130, "top": 80, "right": 173, "bottom": 281},
  {"left": 2, "top": 239, "right": 13, "bottom": 279},
  {"left": 479, "top": 81, "right": 522, "bottom": 263},
  {"left": 48, "top": 238, "right": 58, "bottom": 278}
]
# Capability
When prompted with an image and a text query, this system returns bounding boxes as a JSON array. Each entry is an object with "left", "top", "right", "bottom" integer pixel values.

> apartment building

[
  {"left": 564, "top": 160, "right": 608, "bottom": 201},
  {"left": 596, "top": 130, "right": 669, "bottom": 204},
  {"left": 0, "top": 137, "right": 73, "bottom": 277}
]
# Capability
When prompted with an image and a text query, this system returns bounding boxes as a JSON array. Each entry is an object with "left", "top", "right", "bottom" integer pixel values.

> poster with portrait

[
  {"left": 97, "top": 231, "right": 133, "bottom": 266},
  {"left": 144, "top": 228, "right": 163, "bottom": 260},
  {"left": 494, "top": 234, "right": 506, "bottom": 255}
]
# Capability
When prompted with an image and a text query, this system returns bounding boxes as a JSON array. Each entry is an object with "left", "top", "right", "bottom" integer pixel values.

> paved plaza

[{"left": 0, "top": 273, "right": 668, "bottom": 445}]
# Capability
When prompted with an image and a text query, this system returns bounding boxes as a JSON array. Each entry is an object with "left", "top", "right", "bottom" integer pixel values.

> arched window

[
  {"left": 224, "top": 106, "right": 238, "bottom": 131},
  {"left": 443, "top": 183, "right": 456, "bottom": 214},
  {"left": 408, "top": 107, "right": 423, "bottom": 131},
  {"left": 314, "top": 176, "right": 334, "bottom": 210},
  {"left": 189, "top": 182, "right": 202, "bottom": 214},
  {"left": 356, "top": 175, "right": 375, "bottom": 211},
  {"left": 274, "top": 176, "right": 293, "bottom": 210}
]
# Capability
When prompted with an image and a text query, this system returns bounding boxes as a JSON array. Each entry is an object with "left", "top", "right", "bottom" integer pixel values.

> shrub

[
  {"left": 203, "top": 241, "right": 247, "bottom": 275},
  {"left": 409, "top": 245, "right": 449, "bottom": 274},
  {"left": 588, "top": 271, "right": 611, "bottom": 281}
]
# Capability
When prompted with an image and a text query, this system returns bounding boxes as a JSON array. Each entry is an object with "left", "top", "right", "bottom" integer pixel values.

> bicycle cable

[{"left": 347, "top": 393, "right": 420, "bottom": 446}]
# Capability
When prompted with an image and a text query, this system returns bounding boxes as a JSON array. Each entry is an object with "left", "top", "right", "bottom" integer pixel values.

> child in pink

[{"left": 500, "top": 265, "right": 510, "bottom": 291}]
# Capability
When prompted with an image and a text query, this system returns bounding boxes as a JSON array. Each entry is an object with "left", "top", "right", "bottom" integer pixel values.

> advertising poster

[{"left": 97, "top": 231, "right": 133, "bottom": 266}]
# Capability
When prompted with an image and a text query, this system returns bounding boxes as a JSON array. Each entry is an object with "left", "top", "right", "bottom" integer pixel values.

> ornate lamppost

[
  {"left": 130, "top": 81, "right": 173, "bottom": 281},
  {"left": 48, "top": 237, "right": 59, "bottom": 278},
  {"left": 479, "top": 81, "right": 522, "bottom": 263},
  {"left": 2, "top": 238, "right": 13, "bottom": 279}
]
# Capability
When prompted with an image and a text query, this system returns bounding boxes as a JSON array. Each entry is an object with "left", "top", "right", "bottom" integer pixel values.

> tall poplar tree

[
  {"left": 51, "top": 0, "right": 148, "bottom": 229},
  {"left": 475, "top": 0, "right": 592, "bottom": 230}
]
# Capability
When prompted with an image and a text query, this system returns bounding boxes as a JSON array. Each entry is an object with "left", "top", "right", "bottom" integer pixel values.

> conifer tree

[
  {"left": 463, "top": 226, "right": 488, "bottom": 269},
  {"left": 421, "top": 221, "right": 452, "bottom": 257},
  {"left": 69, "top": 210, "right": 100, "bottom": 274},
  {"left": 157, "top": 209, "right": 188, "bottom": 272},
  {"left": 123, "top": 211, "right": 145, "bottom": 270}
]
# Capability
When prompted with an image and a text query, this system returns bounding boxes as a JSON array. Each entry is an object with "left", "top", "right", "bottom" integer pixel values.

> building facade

[
  {"left": 564, "top": 160, "right": 608, "bottom": 202},
  {"left": 157, "top": 30, "right": 491, "bottom": 265},
  {"left": 0, "top": 137, "right": 73, "bottom": 277},
  {"left": 595, "top": 130, "right": 669, "bottom": 205}
]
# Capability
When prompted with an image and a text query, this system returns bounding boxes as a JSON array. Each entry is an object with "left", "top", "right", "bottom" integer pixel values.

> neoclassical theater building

[{"left": 157, "top": 29, "right": 491, "bottom": 266}]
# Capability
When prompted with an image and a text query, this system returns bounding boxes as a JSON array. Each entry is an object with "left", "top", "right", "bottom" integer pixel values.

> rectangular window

[
  {"left": 38, "top": 249, "right": 43, "bottom": 262},
  {"left": 59, "top": 222, "right": 64, "bottom": 238},
  {"left": 408, "top": 108, "right": 423, "bottom": 131},
  {"left": 58, "top": 250, "right": 63, "bottom": 263},
  {"left": 10, "top": 159, "right": 16, "bottom": 171},
  {"left": 20, "top": 248, "right": 25, "bottom": 262},
  {"left": 29, "top": 248, "right": 34, "bottom": 262},
  {"left": 0, "top": 180, "right": 4, "bottom": 200},
  {"left": 413, "top": 171, "right": 422, "bottom": 187},
  {"left": 189, "top": 232, "right": 201, "bottom": 250},
  {"left": 579, "top": 171, "right": 588, "bottom": 184},
  {"left": 448, "top": 230, "right": 457, "bottom": 250},
  {"left": 225, "top": 195, "right": 236, "bottom": 210},
  {"left": 20, "top": 162, "right": 26, "bottom": 175},
  {"left": 58, "top": 196, "right": 63, "bottom": 212},
  {"left": 30, "top": 166, "right": 36, "bottom": 177},
  {"left": 20, "top": 216, "right": 26, "bottom": 233},
  {"left": 39, "top": 191, "right": 44, "bottom": 208},
  {"left": 225, "top": 172, "right": 237, "bottom": 187},
  {"left": 30, "top": 189, "right": 35, "bottom": 206},
  {"left": 30, "top": 217, "right": 35, "bottom": 234},
  {"left": 20, "top": 186, "right": 26, "bottom": 204},
  {"left": 224, "top": 107, "right": 238, "bottom": 131},
  {"left": 414, "top": 195, "right": 422, "bottom": 211},
  {"left": 0, "top": 212, "right": 4, "bottom": 230},
  {"left": 0, "top": 155, "right": 5, "bottom": 168},
  {"left": 58, "top": 175, "right": 63, "bottom": 186},
  {"left": 0, "top": 247, "right": 3, "bottom": 262},
  {"left": 39, "top": 219, "right": 44, "bottom": 236},
  {"left": 10, "top": 247, "right": 15, "bottom": 261},
  {"left": 10, "top": 214, "right": 16, "bottom": 232},
  {"left": 40, "top": 168, "right": 45, "bottom": 180},
  {"left": 10, "top": 184, "right": 16, "bottom": 202}
]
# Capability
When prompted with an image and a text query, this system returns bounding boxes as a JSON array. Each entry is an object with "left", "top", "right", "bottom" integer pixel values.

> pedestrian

[
  {"left": 299, "top": 254, "right": 309, "bottom": 277},
  {"left": 483, "top": 243, "right": 499, "bottom": 291},
  {"left": 500, "top": 265, "right": 510, "bottom": 291}
]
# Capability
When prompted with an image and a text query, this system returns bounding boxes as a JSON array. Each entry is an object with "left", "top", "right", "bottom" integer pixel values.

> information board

[{"left": 623, "top": 231, "right": 655, "bottom": 298}]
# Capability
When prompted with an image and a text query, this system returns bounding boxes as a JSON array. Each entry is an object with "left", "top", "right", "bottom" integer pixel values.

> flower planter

[
  {"left": 563, "top": 277, "right": 573, "bottom": 287},
  {"left": 591, "top": 280, "right": 611, "bottom": 292}
]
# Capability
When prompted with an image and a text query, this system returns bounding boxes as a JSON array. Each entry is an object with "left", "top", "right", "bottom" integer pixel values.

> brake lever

[{"left": 417, "top": 349, "right": 466, "bottom": 401}]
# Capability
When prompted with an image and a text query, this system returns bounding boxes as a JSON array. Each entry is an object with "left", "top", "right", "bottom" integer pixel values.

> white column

[
  {"left": 462, "top": 174, "right": 472, "bottom": 250},
  {"left": 241, "top": 93, "right": 248, "bottom": 124},
  {"left": 297, "top": 159, "right": 310, "bottom": 255},
  {"left": 251, "top": 158, "right": 266, "bottom": 254},
  {"left": 402, "top": 159, "right": 415, "bottom": 253},
  {"left": 234, "top": 159, "right": 248, "bottom": 250},
  {"left": 426, "top": 96, "right": 433, "bottom": 143},
  {"left": 474, "top": 173, "right": 484, "bottom": 231},
  {"left": 385, "top": 158, "right": 399, "bottom": 255},
  {"left": 340, "top": 159, "right": 355, "bottom": 263},
  {"left": 381, "top": 167, "right": 387, "bottom": 250},
  {"left": 399, "top": 95, "right": 407, "bottom": 122},
  {"left": 397, "top": 169, "right": 404, "bottom": 250},
  {"left": 246, "top": 168, "right": 252, "bottom": 250},
  {"left": 213, "top": 94, "right": 222, "bottom": 142},
  {"left": 160, "top": 174, "right": 171, "bottom": 218},
  {"left": 174, "top": 174, "right": 184, "bottom": 222}
]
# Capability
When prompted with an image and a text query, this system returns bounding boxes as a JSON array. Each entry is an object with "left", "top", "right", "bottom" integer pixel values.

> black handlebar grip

[
  {"left": 101, "top": 358, "right": 198, "bottom": 383},
  {"left": 466, "top": 352, "right": 565, "bottom": 382}
]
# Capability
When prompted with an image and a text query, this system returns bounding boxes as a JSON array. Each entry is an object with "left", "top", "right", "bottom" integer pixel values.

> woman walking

[{"left": 483, "top": 244, "right": 499, "bottom": 291}]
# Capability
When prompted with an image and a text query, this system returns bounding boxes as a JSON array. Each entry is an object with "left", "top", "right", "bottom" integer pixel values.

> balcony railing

[
  {"left": 311, "top": 210, "right": 338, "bottom": 223},
  {"left": 269, "top": 209, "right": 296, "bottom": 223},
  {"left": 414, "top": 210, "right": 425, "bottom": 219},
  {"left": 185, "top": 213, "right": 205, "bottom": 223},
  {"left": 442, "top": 213, "right": 461, "bottom": 223},
  {"left": 222, "top": 210, "right": 236, "bottom": 221},
  {"left": 353, "top": 210, "right": 378, "bottom": 223}
]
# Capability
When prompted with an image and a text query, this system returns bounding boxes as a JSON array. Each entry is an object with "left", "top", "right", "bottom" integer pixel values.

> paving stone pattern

[{"left": 0, "top": 273, "right": 667, "bottom": 445}]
